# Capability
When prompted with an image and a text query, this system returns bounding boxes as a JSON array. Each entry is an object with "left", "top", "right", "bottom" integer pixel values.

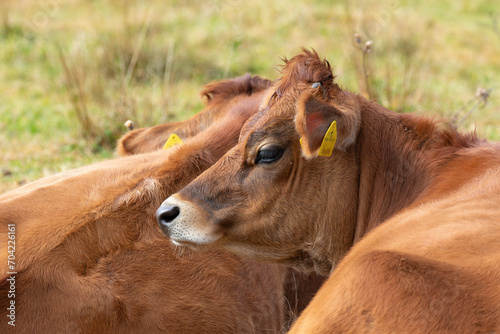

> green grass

[{"left": 1, "top": 0, "right": 499, "bottom": 193}]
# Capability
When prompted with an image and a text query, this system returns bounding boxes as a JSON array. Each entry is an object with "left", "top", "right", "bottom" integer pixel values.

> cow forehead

[
  {"left": 238, "top": 66, "right": 320, "bottom": 145},
  {"left": 239, "top": 94, "right": 298, "bottom": 146}
]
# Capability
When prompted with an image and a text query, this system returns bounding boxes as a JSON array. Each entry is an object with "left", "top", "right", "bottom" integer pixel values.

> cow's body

[
  {"left": 292, "top": 146, "right": 500, "bottom": 333},
  {"left": 158, "top": 50, "right": 500, "bottom": 332},
  {"left": 1, "top": 77, "right": 290, "bottom": 333}
]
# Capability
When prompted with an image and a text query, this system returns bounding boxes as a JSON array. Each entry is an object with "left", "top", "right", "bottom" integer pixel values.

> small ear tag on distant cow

[
  {"left": 318, "top": 121, "right": 337, "bottom": 157},
  {"left": 163, "top": 134, "right": 183, "bottom": 150}
]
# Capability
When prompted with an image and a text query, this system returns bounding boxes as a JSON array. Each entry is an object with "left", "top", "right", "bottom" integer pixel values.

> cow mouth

[{"left": 170, "top": 238, "right": 205, "bottom": 250}]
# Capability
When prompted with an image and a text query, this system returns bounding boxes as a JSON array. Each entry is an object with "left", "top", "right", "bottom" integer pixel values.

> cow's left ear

[
  {"left": 116, "top": 124, "right": 182, "bottom": 156},
  {"left": 295, "top": 89, "right": 360, "bottom": 159}
]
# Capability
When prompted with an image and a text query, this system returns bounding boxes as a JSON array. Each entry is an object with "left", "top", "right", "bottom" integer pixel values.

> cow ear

[
  {"left": 116, "top": 124, "right": 179, "bottom": 156},
  {"left": 116, "top": 128, "right": 146, "bottom": 156},
  {"left": 295, "top": 90, "right": 359, "bottom": 159}
]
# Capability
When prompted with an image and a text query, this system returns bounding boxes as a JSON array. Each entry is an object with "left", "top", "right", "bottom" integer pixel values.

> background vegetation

[{"left": 1, "top": 0, "right": 499, "bottom": 193}]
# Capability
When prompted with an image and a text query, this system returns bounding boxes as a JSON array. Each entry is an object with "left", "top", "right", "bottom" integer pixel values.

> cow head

[
  {"left": 157, "top": 50, "right": 361, "bottom": 274},
  {"left": 117, "top": 75, "right": 272, "bottom": 156}
]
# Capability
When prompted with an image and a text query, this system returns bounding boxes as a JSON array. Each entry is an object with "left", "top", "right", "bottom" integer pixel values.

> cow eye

[{"left": 255, "top": 145, "right": 284, "bottom": 164}]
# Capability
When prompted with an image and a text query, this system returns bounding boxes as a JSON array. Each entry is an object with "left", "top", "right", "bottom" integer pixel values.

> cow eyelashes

[{"left": 255, "top": 145, "right": 284, "bottom": 164}]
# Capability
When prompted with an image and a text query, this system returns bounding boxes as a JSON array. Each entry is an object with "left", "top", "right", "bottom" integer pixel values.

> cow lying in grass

[
  {"left": 0, "top": 76, "right": 294, "bottom": 333},
  {"left": 117, "top": 74, "right": 326, "bottom": 327},
  {"left": 158, "top": 50, "right": 500, "bottom": 333}
]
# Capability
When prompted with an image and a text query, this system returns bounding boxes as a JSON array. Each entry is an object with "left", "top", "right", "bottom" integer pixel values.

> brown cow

[
  {"left": 158, "top": 49, "right": 500, "bottom": 332},
  {"left": 118, "top": 75, "right": 327, "bottom": 324},
  {"left": 117, "top": 74, "right": 271, "bottom": 155},
  {"left": 0, "top": 82, "right": 290, "bottom": 333}
]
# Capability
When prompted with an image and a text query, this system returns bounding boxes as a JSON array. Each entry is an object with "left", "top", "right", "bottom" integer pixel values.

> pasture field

[{"left": 1, "top": 0, "right": 499, "bottom": 193}]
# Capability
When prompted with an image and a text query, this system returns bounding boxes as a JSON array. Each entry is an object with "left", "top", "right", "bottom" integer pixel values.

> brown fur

[
  {"left": 116, "top": 74, "right": 272, "bottom": 156},
  {"left": 0, "top": 91, "right": 289, "bottom": 333},
  {"left": 161, "top": 50, "right": 500, "bottom": 332},
  {"left": 117, "top": 73, "right": 324, "bottom": 324}
]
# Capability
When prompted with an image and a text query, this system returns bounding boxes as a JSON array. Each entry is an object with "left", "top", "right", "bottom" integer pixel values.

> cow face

[{"left": 157, "top": 50, "right": 361, "bottom": 274}]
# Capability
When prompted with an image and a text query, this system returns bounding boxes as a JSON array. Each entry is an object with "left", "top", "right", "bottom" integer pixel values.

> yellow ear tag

[
  {"left": 299, "top": 121, "right": 337, "bottom": 157},
  {"left": 318, "top": 121, "right": 337, "bottom": 157},
  {"left": 163, "top": 133, "right": 183, "bottom": 150}
]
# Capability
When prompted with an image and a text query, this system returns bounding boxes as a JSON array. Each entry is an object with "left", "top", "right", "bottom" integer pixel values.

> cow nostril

[{"left": 156, "top": 205, "right": 180, "bottom": 227}]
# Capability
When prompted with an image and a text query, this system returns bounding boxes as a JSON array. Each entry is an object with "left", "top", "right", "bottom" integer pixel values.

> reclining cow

[
  {"left": 117, "top": 75, "right": 326, "bottom": 325},
  {"left": 0, "top": 76, "right": 290, "bottom": 333},
  {"left": 158, "top": 50, "right": 500, "bottom": 333}
]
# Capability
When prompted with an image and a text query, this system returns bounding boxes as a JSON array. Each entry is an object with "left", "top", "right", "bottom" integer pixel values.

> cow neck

[{"left": 352, "top": 98, "right": 462, "bottom": 243}]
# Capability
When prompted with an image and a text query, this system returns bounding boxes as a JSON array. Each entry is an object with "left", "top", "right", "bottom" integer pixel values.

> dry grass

[{"left": 1, "top": 0, "right": 11, "bottom": 36}]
